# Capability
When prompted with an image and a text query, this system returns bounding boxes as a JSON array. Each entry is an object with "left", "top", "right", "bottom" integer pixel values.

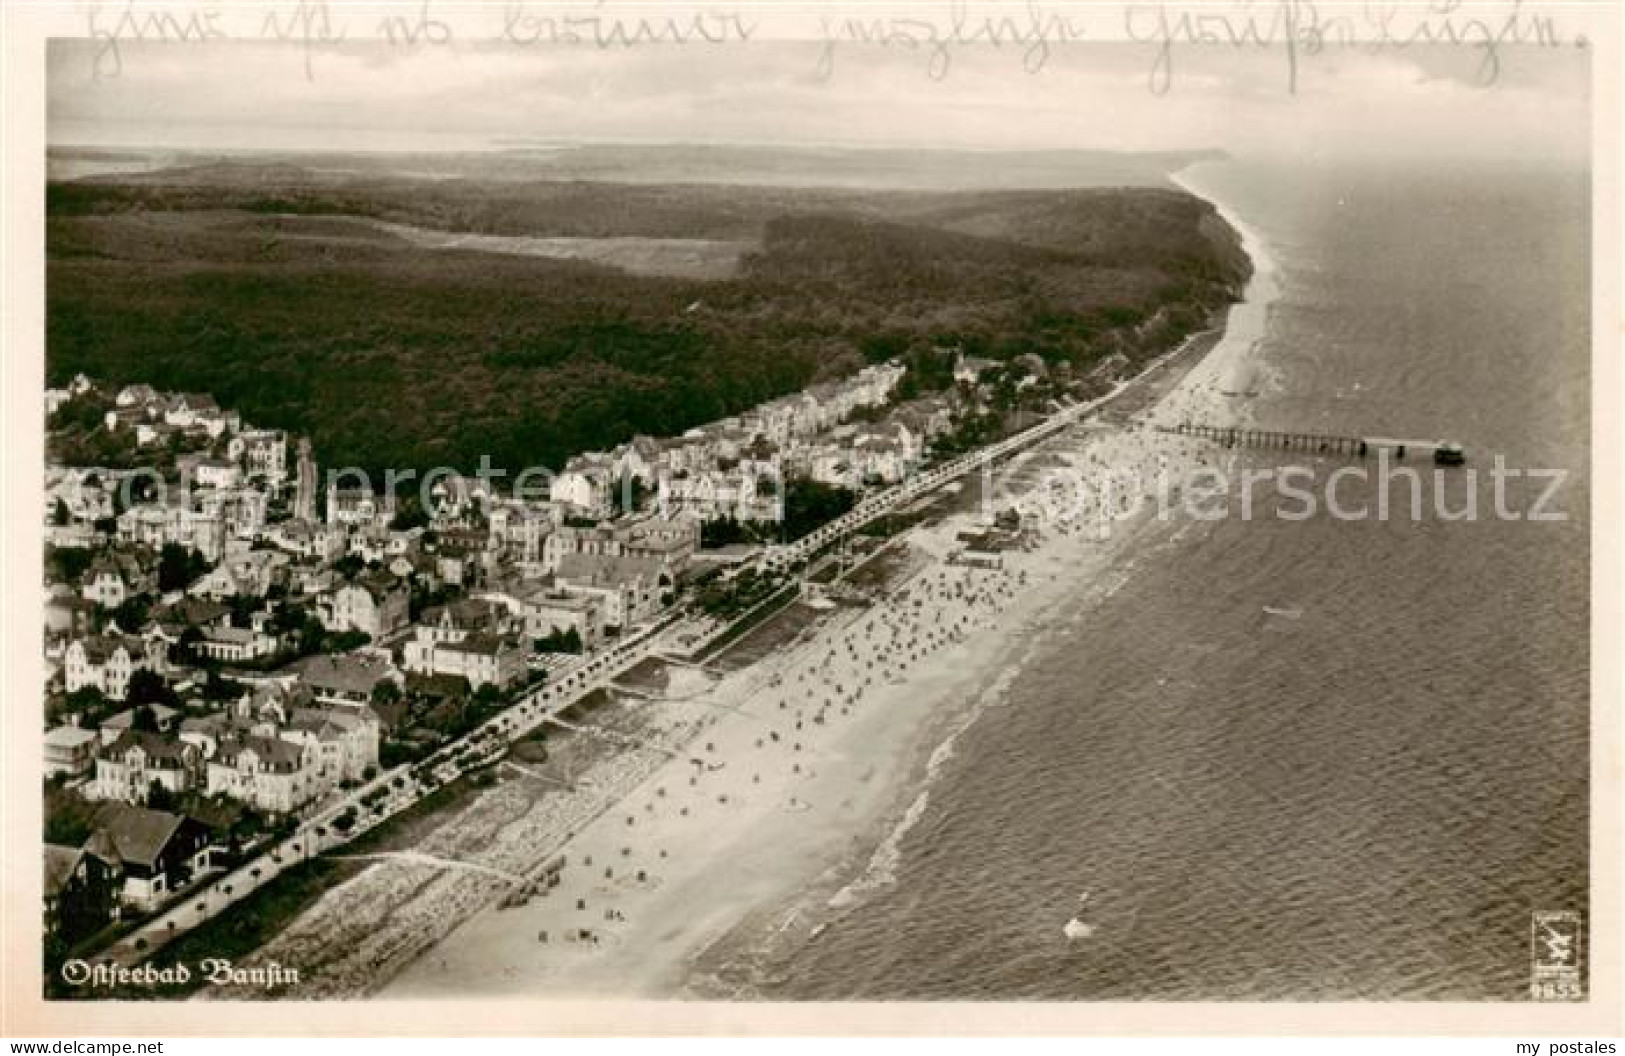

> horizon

[{"left": 47, "top": 39, "right": 1590, "bottom": 165}]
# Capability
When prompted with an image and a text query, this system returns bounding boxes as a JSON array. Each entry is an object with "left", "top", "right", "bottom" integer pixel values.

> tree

[
  {"left": 63, "top": 685, "right": 107, "bottom": 719},
  {"left": 157, "top": 544, "right": 209, "bottom": 593},
  {"left": 111, "top": 594, "right": 151, "bottom": 633},
  {"left": 534, "top": 627, "right": 582, "bottom": 654},
  {"left": 52, "top": 498, "right": 71, "bottom": 526},
  {"left": 126, "top": 700, "right": 164, "bottom": 731},
  {"left": 126, "top": 666, "right": 179, "bottom": 708},
  {"left": 45, "top": 546, "right": 95, "bottom": 585},
  {"left": 389, "top": 494, "right": 430, "bottom": 531},
  {"left": 146, "top": 780, "right": 178, "bottom": 812}
]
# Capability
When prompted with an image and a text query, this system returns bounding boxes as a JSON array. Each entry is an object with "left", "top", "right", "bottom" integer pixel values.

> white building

[{"left": 64, "top": 634, "right": 154, "bottom": 700}]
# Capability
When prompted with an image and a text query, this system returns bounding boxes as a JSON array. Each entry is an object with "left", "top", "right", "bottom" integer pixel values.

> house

[
  {"left": 426, "top": 472, "right": 490, "bottom": 521},
  {"left": 658, "top": 467, "right": 779, "bottom": 523},
  {"left": 488, "top": 499, "right": 557, "bottom": 568},
  {"left": 97, "top": 703, "right": 181, "bottom": 745},
  {"left": 403, "top": 599, "right": 525, "bottom": 688},
  {"left": 80, "top": 554, "right": 151, "bottom": 609},
  {"left": 193, "top": 625, "right": 279, "bottom": 664},
  {"left": 47, "top": 469, "right": 116, "bottom": 525},
  {"left": 620, "top": 520, "right": 699, "bottom": 573},
  {"left": 954, "top": 354, "right": 998, "bottom": 386},
  {"left": 228, "top": 429, "right": 288, "bottom": 484},
  {"left": 115, "top": 383, "right": 160, "bottom": 408},
  {"left": 513, "top": 588, "right": 602, "bottom": 650},
  {"left": 197, "top": 485, "right": 269, "bottom": 539},
  {"left": 44, "top": 843, "right": 122, "bottom": 942},
  {"left": 610, "top": 435, "right": 663, "bottom": 484},
  {"left": 92, "top": 729, "right": 198, "bottom": 804},
  {"left": 293, "top": 653, "right": 402, "bottom": 709},
  {"left": 204, "top": 734, "right": 321, "bottom": 814},
  {"left": 188, "top": 549, "right": 288, "bottom": 600},
  {"left": 117, "top": 504, "right": 225, "bottom": 563},
  {"left": 84, "top": 803, "right": 213, "bottom": 910},
  {"left": 260, "top": 520, "right": 345, "bottom": 564},
  {"left": 317, "top": 572, "right": 409, "bottom": 638},
  {"left": 554, "top": 554, "right": 666, "bottom": 630},
  {"left": 550, "top": 455, "right": 616, "bottom": 516},
  {"left": 407, "top": 632, "right": 526, "bottom": 691},
  {"left": 177, "top": 454, "right": 242, "bottom": 491},
  {"left": 283, "top": 707, "right": 380, "bottom": 785},
  {"left": 325, "top": 484, "right": 395, "bottom": 529},
  {"left": 163, "top": 393, "right": 237, "bottom": 436},
  {"left": 64, "top": 634, "right": 153, "bottom": 700},
  {"left": 44, "top": 725, "right": 100, "bottom": 779}
]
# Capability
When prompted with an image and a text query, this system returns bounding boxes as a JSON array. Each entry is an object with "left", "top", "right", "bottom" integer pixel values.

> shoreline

[
  {"left": 191, "top": 173, "right": 1280, "bottom": 1002},
  {"left": 373, "top": 174, "right": 1282, "bottom": 998}
]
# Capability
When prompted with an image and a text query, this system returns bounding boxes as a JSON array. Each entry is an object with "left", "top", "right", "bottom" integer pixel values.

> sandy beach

[{"left": 198, "top": 182, "right": 1282, "bottom": 1003}]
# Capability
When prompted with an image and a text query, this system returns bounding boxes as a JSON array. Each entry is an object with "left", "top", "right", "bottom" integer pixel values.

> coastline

[
  {"left": 186, "top": 173, "right": 1280, "bottom": 1002},
  {"left": 371, "top": 174, "right": 1282, "bottom": 999},
  {"left": 1163, "top": 163, "right": 1281, "bottom": 428}
]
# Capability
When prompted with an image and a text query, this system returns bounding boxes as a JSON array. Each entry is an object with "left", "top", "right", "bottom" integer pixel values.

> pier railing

[{"left": 1161, "top": 423, "right": 1459, "bottom": 462}]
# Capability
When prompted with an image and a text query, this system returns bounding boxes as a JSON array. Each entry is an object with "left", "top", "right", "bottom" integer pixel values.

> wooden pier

[{"left": 1161, "top": 423, "right": 1464, "bottom": 463}]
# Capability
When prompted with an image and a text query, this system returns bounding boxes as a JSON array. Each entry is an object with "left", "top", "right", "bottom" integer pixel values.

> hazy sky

[{"left": 47, "top": 31, "right": 1590, "bottom": 162}]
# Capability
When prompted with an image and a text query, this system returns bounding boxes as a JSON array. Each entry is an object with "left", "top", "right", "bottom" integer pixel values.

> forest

[{"left": 47, "top": 162, "right": 1250, "bottom": 480}]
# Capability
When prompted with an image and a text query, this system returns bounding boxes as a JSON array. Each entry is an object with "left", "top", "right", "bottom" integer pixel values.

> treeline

[{"left": 47, "top": 170, "right": 1248, "bottom": 481}]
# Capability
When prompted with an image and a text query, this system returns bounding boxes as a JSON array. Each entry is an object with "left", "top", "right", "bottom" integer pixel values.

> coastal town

[{"left": 40, "top": 346, "right": 1079, "bottom": 976}]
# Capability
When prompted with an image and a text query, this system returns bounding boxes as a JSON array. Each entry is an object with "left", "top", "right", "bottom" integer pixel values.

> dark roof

[
  {"left": 102, "top": 729, "right": 192, "bottom": 768},
  {"left": 294, "top": 654, "right": 395, "bottom": 696},
  {"left": 155, "top": 596, "right": 231, "bottom": 629},
  {"left": 348, "top": 571, "right": 405, "bottom": 603},
  {"left": 73, "top": 634, "right": 147, "bottom": 664},
  {"left": 44, "top": 845, "right": 85, "bottom": 897},
  {"left": 215, "top": 735, "right": 306, "bottom": 772},
  {"left": 422, "top": 598, "right": 504, "bottom": 631},
  {"left": 88, "top": 803, "right": 190, "bottom": 869}
]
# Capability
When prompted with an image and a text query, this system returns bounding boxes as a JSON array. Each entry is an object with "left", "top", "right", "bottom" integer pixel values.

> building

[
  {"left": 92, "top": 730, "right": 198, "bottom": 805},
  {"left": 44, "top": 843, "right": 122, "bottom": 942},
  {"left": 117, "top": 504, "right": 225, "bottom": 563},
  {"left": 80, "top": 554, "right": 150, "bottom": 609},
  {"left": 325, "top": 484, "right": 395, "bottom": 529},
  {"left": 83, "top": 803, "right": 213, "bottom": 910},
  {"left": 204, "top": 735, "right": 320, "bottom": 814},
  {"left": 229, "top": 429, "right": 288, "bottom": 484},
  {"left": 44, "top": 725, "right": 100, "bottom": 779},
  {"left": 97, "top": 704, "right": 181, "bottom": 745},
  {"left": 178, "top": 454, "right": 242, "bottom": 490},
  {"left": 193, "top": 625, "right": 279, "bottom": 664},
  {"left": 293, "top": 653, "right": 402, "bottom": 709},
  {"left": 406, "top": 632, "right": 526, "bottom": 691},
  {"left": 188, "top": 549, "right": 289, "bottom": 600},
  {"left": 261, "top": 519, "right": 345, "bottom": 564},
  {"left": 403, "top": 599, "right": 525, "bottom": 689},
  {"left": 317, "top": 572, "right": 409, "bottom": 638},
  {"left": 553, "top": 554, "right": 666, "bottom": 630},
  {"left": 517, "top": 589, "right": 602, "bottom": 650},
  {"left": 549, "top": 456, "right": 616, "bottom": 517},
  {"left": 283, "top": 707, "right": 380, "bottom": 786},
  {"left": 64, "top": 634, "right": 153, "bottom": 701}
]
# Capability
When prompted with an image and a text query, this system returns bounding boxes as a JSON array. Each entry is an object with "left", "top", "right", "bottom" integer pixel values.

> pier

[{"left": 1161, "top": 423, "right": 1465, "bottom": 464}]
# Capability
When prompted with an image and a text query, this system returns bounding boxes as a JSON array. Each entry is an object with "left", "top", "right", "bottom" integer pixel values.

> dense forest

[{"left": 46, "top": 162, "right": 1249, "bottom": 479}]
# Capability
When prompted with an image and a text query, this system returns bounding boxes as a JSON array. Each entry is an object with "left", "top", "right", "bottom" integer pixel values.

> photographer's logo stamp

[{"left": 1529, "top": 909, "right": 1583, "bottom": 1000}]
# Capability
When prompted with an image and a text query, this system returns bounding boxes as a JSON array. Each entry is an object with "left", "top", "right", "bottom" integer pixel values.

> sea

[{"left": 737, "top": 156, "right": 1592, "bottom": 1000}]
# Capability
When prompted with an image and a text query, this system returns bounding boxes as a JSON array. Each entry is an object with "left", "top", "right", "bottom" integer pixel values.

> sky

[{"left": 46, "top": 20, "right": 1592, "bottom": 164}]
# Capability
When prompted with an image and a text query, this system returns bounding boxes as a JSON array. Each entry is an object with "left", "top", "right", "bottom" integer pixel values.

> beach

[
  {"left": 191, "top": 182, "right": 1280, "bottom": 1002},
  {"left": 370, "top": 188, "right": 1279, "bottom": 999}
]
